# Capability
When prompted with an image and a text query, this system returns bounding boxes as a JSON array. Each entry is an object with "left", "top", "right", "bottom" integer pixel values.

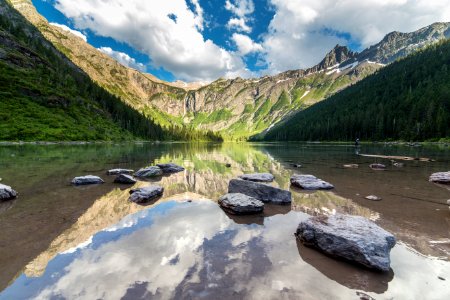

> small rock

[
  {"left": 290, "top": 174, "right": 334, "bottom": 190},
  {"left": 107, "top": 168, "right": 134, "bottom": 175},
  {"left": 438, "top": 276, "right": 445, "bottom": 281},
  {"left": 114, "top": 174, "right": 137, "bottom": 184},
  {"left": 129, "top": 185, "right": 164, "bottom": 203},
  {"left": 135, "top": 166, "right": 163, "bottom": 178},
  {"left": 225, "top": 163, "right": 232, "bottom": 168},
  {"left": 71, "top": 175, "right": 104, "bottom": 185},
  {"left": 429, "top": 171, "right": 450, "bottom": 184},
  {"left": 239, "top": 173, "right": 274, "bottom": 182},
  {"left": 228, "top": 179, "right": 291, "bottom": 204},
  {"left": 393, "top": 162, "right": 404, "bottom": 167},
  {"left": 218, "top": 193, "right": 264, "bottom": 215},
  {"left": 370, "top": 163, "right": 386, "bottom": 170},
  {"left": 156, "top": 163, "right": 185, "bottom": 174},
  {"left": 365, "top": 195, "right": 382, "bottom": 201},
  {"left": 292, "top": 164, "right": 302, "bottom": 168},
  {"left": 0, "top": 183, "right": 18, "bottom": 201},
  {"left": 343, "top": 164, "right": 359, "bottom": 168},
  {"left": 296, "top": 214, "right": 396, "bottom": 271}
]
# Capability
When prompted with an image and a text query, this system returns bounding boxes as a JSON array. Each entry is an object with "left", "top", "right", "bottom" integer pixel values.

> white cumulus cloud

[
  {"left": 98, "top": 47, "right": 146, "bottom": 72},
  {"left": 232, "top": 33, "right": 263, "bottom": 55},
  {"left": 225, "top": 0, "right": 255, "bottom": 33},
  {"left": 49, "top": 22, "right": 87, "bottom": 42}
]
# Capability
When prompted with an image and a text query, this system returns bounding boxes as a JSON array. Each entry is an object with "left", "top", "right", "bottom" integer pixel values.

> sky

[{"left": 32, "top": 0, "right": 450, "bottom": 82}]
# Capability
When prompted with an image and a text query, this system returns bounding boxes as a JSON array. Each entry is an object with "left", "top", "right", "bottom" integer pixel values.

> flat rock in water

[
  {"left": 218, "top": 193, "right": 264, "bottom": 215},
  {"left": 296, "top": 214, "right": 396, "bottom": 271},
  {"left": 343, "top": 164, "right": 359, "bottom": 168},
  {"left": 228, "top": 179, "right": 291, "bottom": 204},
  {"left": 239, "top": 173, "right": 274, "bottom": 182},
  {"left": 129, "top": 185, "right": 164, "bottom": 203},
  {"left": 365, "top": 195, "right": 382, "bottom": 201},
  {"left": 0, "top": 183, "right": 17, "bottom": 201},
  {"left": 156, "top": 163, "right": 185, "bottom": 174},
  {"left": 135, "top": 166, "right": 163, "bottom": 178},
  {"left": 290, "top": 174, "right": 334, "bottom": 190},
  {"left": 107, "top": 168, "right": 134, "bottom": 175},
  {"left": 114, "top": 174, "right": 137, "bottom": 184},
  {"left": 370, "top": 163, "right": 386, "bottom": 170},
  {"left": 71, "top": 175, "right": 104, "bottom": 185},
  {"left": 429, "top": 171, "right": 450, "bottom": 184}
]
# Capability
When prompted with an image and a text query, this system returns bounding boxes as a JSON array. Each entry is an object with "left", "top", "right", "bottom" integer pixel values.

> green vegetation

[
  {"left": 259, "top": 40, "right": 450, "bottom": 141},
  {"left": 191, "top": 109, "right": 233, "bottom": 126}
]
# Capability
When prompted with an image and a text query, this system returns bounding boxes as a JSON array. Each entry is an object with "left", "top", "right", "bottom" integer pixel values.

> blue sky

[{"left": 32, "top": 0, "right": 450, "bottom": 82}]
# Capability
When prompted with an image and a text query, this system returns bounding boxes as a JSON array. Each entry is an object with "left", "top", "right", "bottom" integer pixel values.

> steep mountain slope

[
  {"left": 9, "top": 0, "right": 450, "bottom": 140},
  {"left": 257, "top": 40, "right": 450, "bottom": 142}
]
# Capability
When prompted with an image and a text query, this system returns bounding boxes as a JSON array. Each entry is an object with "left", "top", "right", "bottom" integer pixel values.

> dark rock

[
  {"left": 107, "top": 168, "right": 134, "bottom": 175},
  {"left": 218, "top": 193, "right": 264, "bottom": 215},
  {"left": 292, "top": 164, "right": 302, "bottom": 168},
  {"left": 290, "top": 174, "right": 334, "bottom": 190},
  {"left": 0, "top": 183, "right": 17, "bottom": 201},
  {"left": 296, "top": 214, "right": 396, "bottom": 271},
  {"left": 129, "top": 185, "right": 164, "bottom": 203},
  {"left": 228, "top": 179, "right": 291, "bottom": 204},
  {"left": 114, "top": 174, "right": 137, "bottom": 184},
  {"left": 135, "top": 166, "right": 163, "bottom": 178},
  {"left": 225, "top": 163, "right": 231, "bottom": 168},
  {"left": 239, "top": 173, "right": 274, "bottom": 182},
  {"left": 71, "top": 175, "right": 104, "bottom": 185},
  {"left": 429, "top": 171, "right": 450, "bottom": 184},
  {"left": 370, "top": 163, "right": 386, "bottom": 170},
  {"left": 156, "top": 163, "right": 185, "bottom": 174}
]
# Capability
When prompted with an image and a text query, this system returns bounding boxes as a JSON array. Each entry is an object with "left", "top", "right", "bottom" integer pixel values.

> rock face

[
  {"left": 114, "top": 174, "right": 137, "bottom": 184},
  {"left": 0, "top": 183, "right": 17, "bottom": 201},
  {"left": 107, "top": 169, "right": 134, "bottom": 175},
  {"left": 290, "top": 175, "right": 334, "bottom": 190},
  {"left": 71, "top": 175, "right": 104, "bottom": 185},
  {"left": 365, "top": 195, "right": 382, "bottom": 201},
  {"left": 135, "top": 166, "right": 163, "bottom": 178},
  {"left": 239, "top": 173, "right": 274, "bottom": 182},
  {"left": 218, "top": 193, "right": 264, "bottom": 215},
  {"left": 429, "top": 171, "right": 450, "bottom": 184},
  {"left": 156, "top": 163, "right": 185, "bottom": 174},
  {"left": 228, "top": 179, "right": 291, "bottom": 204},
  {"left": 129, "top": 186, "right": 164, "bottom": 203},
  {"left": 370, "top": 163, "right": 386, "bottom": 170},
  {"left": 296, "top": 214, "right": 396, "bottom": 271}
]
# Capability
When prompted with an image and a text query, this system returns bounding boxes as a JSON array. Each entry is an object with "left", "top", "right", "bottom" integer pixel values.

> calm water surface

[{"left": 0, "top": 142, "right": 449, "bottom": 299}]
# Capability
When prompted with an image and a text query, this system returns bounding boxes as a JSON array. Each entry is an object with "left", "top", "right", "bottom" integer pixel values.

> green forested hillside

[
  {"left": 259, "top": 40, "right": 450, "bottom": 142},
  {"left": 0, "top": 1, "right": 221, "bottom": 141}
]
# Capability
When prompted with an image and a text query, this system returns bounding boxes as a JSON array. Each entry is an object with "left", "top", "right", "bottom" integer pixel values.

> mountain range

[{"left": 2, "top": 0, "right": 450, "bottom": 141}]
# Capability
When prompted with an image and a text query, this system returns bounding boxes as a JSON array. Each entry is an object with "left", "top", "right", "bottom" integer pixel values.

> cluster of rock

[{"left": 134, "top": 163, "right": 185, "bottom": 178}]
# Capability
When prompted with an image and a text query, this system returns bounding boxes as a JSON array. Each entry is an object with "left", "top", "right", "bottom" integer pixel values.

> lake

[{"left": 0, "top": 142, "right": 449, "bottom": 299}]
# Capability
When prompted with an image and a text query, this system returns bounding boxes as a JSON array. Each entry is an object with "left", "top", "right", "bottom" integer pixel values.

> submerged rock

[
  {"left": 343, "top": 164, "right": 359, "bottom": 168},
  {"left": 107, "top": 168, "right": 134, "bottom": 175},
  {"left": 228, "top": 179, "right": 291, "bottom": 204},
  {"left": 239, "top": 173, "right": 274, "bottom": 182},
  {"left": 296, "top": 214, "right": 396, "bottom": 271},
  {"left": 135, "top": 166, "right": 163, "bottom": 178},
  {"left": 365, "top": 195, "right": 382, "bottom": 201},
  {"left": 129, "top": 185, "right": 164, "bottom": 203},
  {"left": 429, "top": 171, "right": 450, "bottom": 184},
  {"left": 156, "top": 163, "right": 185, "bottom": 174},
  {"left": 218, "top": 193, "right": 264, "bottom": 215},
  {"left": 393, "top": 162, "right": 404, "bottom": 168},
  {"left": 0, "top": 183, "right": 17, "bottom": 201},
  {"left": 114, "top": 174, "right": 137, "bottom": 184},
  {"left": 370, "top": 163, "right": 386, "bottom": 170},
  {"left": 71, "top": 175, "right": 104, "bottom": 185},
  {"left": 290, "top": 174, "right": 334, "bottom": 190},
  {"left": 292, "top": 164, "right": 302, "bottom": 168}
]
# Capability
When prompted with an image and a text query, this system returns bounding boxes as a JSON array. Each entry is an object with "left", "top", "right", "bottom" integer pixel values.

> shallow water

[{"left": 0, "top": 142, "right": 449, "bottom": 299}]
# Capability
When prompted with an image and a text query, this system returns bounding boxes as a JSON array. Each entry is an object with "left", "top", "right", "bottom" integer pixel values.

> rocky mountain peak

[{"left": 317, "top": 44, "right": 358, "bottom": 70}]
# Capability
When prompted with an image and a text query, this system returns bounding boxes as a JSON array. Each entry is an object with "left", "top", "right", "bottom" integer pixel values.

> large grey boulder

[
  {"left": 107, "top": 168, "right": 134, "bottom": 175},
  {"left": 239, "top": 173, "right": 274, "bottom": 182},
  {"left": 228, "top": 179, "right": 291, "bottom": 204},
  {"left": 156, "top": 163, "right": 185, "bottom": 174},
  {"left": 218, "top": 193, "right": 264, "bottom": 215},
  {"left": 114, "top": 174, "right": 137, "bottom": 184},
  {"left": 129, "top": 185, "right": 164, "bottom": 203},
  {"left": 429, "top": 171, "right": 450, "bottom": 184},
  {"left": 135, "top": 166, "right": 163, "bottom": 178},
  {"left": 290, "top": 174, "right": 334, "bottom": 190},
  {"left": 71, "top": 175, "right": 104, "bottom": 185},
  {"left": 0, "top": 183, "right": 17, "bottom": 201},
  {"left": 296, "top": 214, "right": 396, "bottom": 271}
]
